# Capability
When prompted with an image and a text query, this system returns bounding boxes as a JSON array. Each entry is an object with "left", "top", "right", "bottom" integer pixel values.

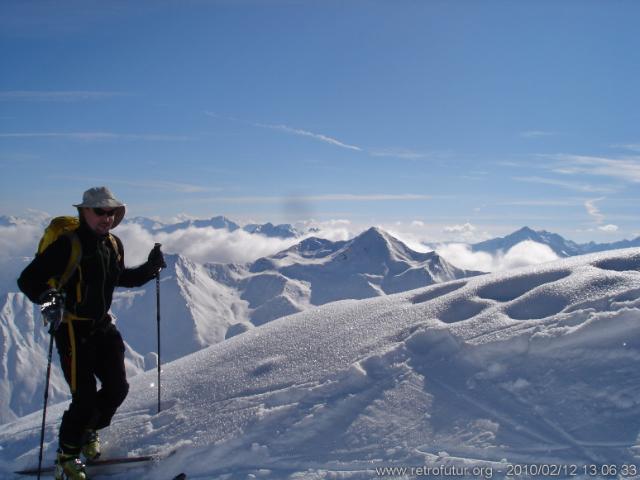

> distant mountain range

[
  {"left": 471, "top": 226, "right": 640, "bottom": 258},
  {"left": 5, "top": 214, "right": 640, "bottom": 253},
  {"left": 127, "top": 215, "right": 300, "bottom": 238},
  {"left": 124, "top": 218, "right": 640, "bottom": 254}
]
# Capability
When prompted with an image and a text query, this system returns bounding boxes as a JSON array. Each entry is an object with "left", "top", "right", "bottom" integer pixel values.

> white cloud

[
  {"left": 115, "top": 224, "right": 300, "bottom": 266},
  {"left": 500, "top": 199, "right": 582, "bottom": 207},
  {"left": 206, "top": 112, "right": 363, "bottom": 151},
  {"left": 436, "top": 243, "right": 495, "bottom": 272},
  {"left": 255, "top": 123, "right": 363, "bottom": 151},
  {"left": 0, "top": 224, "right": 42, "bottom": 261},
  {"left": 442, "top": 223, "right": 483, "bottom": 243},
  {"left": 611, "top": 144, "right": 640, "bottom": 153},
  {"left": 500, "top": 241, "right": 560, "bottom": 270},
  {"left": 584, "top": 198, "right": 606, "bottom": 224},
  {"left": 547, "top": 154, "right": 640, "bottom": 183},
  {"left": 513, "top": 176, "right": 614, "bottom": 193},
  {"left": 444, "top": 223, "right": 476, "bottom": 234},
  {"left": 598, "top": 224, "right": 619, "bottom": 233},
  {"left": 437, "top": 240, "right": 559, "bottom": 272}
]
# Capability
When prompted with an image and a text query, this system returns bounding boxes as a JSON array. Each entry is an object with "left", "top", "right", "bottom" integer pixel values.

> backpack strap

[
  {"left": 107, "top": 234, "right": 122, "bottom": 264},
  {"left": 58, "top": 232, "right": 83, "bottom": 290}
]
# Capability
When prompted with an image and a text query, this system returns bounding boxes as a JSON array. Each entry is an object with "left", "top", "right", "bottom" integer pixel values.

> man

[{"left": 18, "top": 187, "right": 165, "bottom": 480}]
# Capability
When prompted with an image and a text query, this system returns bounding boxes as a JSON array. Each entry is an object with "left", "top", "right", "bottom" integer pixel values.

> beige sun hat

[{"left": 73, "top": 186, "right": 126, "bottom": 228}]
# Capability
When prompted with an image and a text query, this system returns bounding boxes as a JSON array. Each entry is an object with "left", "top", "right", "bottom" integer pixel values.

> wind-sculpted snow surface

[{"left": 2, "top": 249, "right": 640, "bottom": 479}]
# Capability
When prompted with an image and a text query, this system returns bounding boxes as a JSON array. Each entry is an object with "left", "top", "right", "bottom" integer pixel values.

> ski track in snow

[{"left": 1, "top": 248, "right": 640, "bottom": 479}]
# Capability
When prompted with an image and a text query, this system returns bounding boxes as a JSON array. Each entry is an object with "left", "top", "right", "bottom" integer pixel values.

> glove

[
  {"left": 148, "top": 243, "right": 166, "bottom": 273},
  {"left": 39, "top": 289, "right": 65, "bottom": 333}
]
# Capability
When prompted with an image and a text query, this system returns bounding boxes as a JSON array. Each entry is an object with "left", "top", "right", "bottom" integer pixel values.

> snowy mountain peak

[
  {"left": 344, "top": 227, "right": 394, "bottom": 254},
  {"left": 512, "top": 226, "right": 537, "bottom": 237},
  {"left": 339, "top": 226, "right": 428, "bottom": 267},
  {"left": 473, "top": 226, "right": 582, "bottom": 257},
  {"left": 356, "top": 226, "right": 390, "bottom": 243}
]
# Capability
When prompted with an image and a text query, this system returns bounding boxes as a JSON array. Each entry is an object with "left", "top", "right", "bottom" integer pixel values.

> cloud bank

[
  {"left": 436, "top": 240, "right": 560, "bottom": 272},
  {"left": 115, "top": 224, "right": 301, "bottom": 266},
  {"left": 0, "top": 218, "right": 566, "bottom": 295}
]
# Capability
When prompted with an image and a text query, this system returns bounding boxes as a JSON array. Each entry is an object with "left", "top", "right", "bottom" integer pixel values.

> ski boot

[
  {"left": 55, "top": 449, "right": 88, "bottom": 480},
  {"left": 82, "top": 429, "right": 101, "bottom": 461}
]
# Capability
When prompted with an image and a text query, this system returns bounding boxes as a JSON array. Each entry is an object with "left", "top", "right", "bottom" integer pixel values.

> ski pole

[
  {"left": 156, "top": 271, "right": 161, "bottom": 414},
  {"left": 154, "top": 243, "right": 164, "bottom": 414},
  {"left": 37, "top": 329, "right": 55, "bottom": 480},
  {"left": 37, "top": 292, "right": 64, "bottom": 480}
]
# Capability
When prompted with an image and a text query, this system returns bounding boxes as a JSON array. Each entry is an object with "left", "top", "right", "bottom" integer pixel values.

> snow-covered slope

[
  {"left": 2, "top": 248, "right": 639, "bottom": 479},
  {"left": 0, "top": 291, "right": 149, "bottom": 424},
  {"left": 111, "top": 254, "right": 249, "bottom": 365},
  {"left": 0, "top": 293, "right": 67, "bottom": 424}
]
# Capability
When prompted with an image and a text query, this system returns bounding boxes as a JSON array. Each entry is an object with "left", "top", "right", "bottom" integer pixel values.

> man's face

[{"left": 83, "top": 207, "right": 117, "bottom": 236}]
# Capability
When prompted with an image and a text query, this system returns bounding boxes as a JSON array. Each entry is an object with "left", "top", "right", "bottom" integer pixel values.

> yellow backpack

[{"left": 38, "top": 216, "right": 83, "bottom": 293}]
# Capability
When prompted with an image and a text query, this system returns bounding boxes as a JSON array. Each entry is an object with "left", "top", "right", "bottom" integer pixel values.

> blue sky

[{"left": 1, "top": 0, "right": 639, "bottom": 242}]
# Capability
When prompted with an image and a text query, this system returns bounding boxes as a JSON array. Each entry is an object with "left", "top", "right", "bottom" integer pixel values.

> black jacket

[{"left": 18, "top": 220, "right": 157, "bottom": 325}]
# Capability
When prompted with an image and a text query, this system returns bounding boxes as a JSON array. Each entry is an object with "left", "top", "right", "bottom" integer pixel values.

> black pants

[{"left": 55, "top": 320, "right": 129, "bottom": 453}]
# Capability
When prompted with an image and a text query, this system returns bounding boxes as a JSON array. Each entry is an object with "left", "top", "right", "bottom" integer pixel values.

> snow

[{"left": 1, "top": 248, "right": 639, "bottom": 479}]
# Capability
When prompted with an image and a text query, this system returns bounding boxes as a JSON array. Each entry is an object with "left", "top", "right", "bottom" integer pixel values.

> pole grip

[{"left": 154, "top": 243, "right": 167, "bottom": 268}]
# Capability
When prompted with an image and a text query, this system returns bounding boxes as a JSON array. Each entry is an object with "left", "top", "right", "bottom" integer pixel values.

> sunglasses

[{"left": 92, "top": 207, "right": 118, "bottom": 217}]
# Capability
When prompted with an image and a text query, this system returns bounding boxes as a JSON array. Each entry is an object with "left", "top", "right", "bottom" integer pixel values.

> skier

[{"left": 18, "top": 187, "right": 165, "bottom": 480}]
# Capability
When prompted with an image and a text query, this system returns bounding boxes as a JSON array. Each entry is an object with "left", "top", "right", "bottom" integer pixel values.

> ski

[{"left": 15, "top": 455, "right": 153, "bottom": 476}]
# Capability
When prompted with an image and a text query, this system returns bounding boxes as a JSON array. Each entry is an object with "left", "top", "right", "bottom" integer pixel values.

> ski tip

[{"left": 173, "top": 474, "right": 187, "bottom": 480}]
